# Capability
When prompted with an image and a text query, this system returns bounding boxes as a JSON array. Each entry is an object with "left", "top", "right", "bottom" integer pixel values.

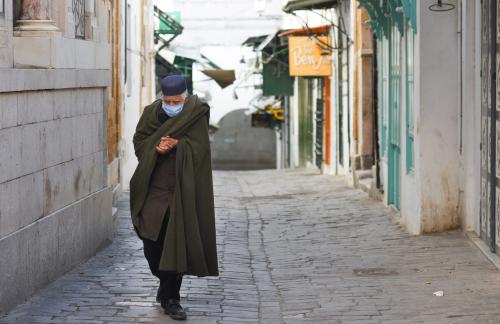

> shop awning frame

[
  {"left": 283, "top": 0, "right": 339, "bottom": 13},
  {"left": 278, "top": 24, "right": 331, "bottom": 37},
  {"left": 242, "top": 35, "right": 269, "bottom": 48}
]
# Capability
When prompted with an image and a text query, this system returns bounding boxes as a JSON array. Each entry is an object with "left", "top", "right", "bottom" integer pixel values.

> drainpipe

[{"left": 372, "top": 33, "right": 380, "bottom": 189}]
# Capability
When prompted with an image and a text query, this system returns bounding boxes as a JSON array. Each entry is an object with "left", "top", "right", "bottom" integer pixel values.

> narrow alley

[{"left": 1, "top": 170, "right": 499, "bottom": 324}]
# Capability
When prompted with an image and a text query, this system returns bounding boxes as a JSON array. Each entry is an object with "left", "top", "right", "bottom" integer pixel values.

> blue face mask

[{"left": 162, "top": 102, "right": 184, "bottom": 117}]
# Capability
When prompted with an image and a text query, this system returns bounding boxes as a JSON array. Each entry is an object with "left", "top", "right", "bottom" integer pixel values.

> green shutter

[
  {"left": 401, "top": 0, "right": 417, "bottom": 32},
  {"left": 388, "top": 23, "right": 402, "bottom": 209},
  {"left": 405, "top": 21, "right": 415, "bottom": 173}
]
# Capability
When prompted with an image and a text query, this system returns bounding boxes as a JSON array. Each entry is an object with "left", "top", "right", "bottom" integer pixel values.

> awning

[
  {"left": 258, "top": 31, "right": 290, "bottom": 67},
  {"left": 242, "top": 35, "right": 268, "bottom": 47},
  {"left": 278, "top": 24, "right": 331, "bottom": 37},
  {"left": 154, "top": 5, "right": 183, "bottom": 49},
  {"left": 283, "top": 0, "right": 339, "bottom": 13},
  {"left": 257, "top": 33, "right": 279, "bottom": 52},
  {"left": 201, "top": 70, "right": 236, "bottom": 89}
]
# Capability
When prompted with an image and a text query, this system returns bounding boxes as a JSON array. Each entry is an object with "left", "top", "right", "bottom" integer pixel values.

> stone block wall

[{"left": 0, "top": 69, "right": 114, "bottom": 314}]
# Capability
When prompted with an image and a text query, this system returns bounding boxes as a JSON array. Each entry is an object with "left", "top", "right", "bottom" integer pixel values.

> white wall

[
  {"left": 400, "top": 23, "right": 420, "bottom": 234},
  {"left": 413, "top": 0, "right": 461, "bottom": 233},
  {"left": 120, "top": 0, "right": 155, "bottom": 190},
  {"left": 459, "top": 0, "right": 482, "bottom": 233}
]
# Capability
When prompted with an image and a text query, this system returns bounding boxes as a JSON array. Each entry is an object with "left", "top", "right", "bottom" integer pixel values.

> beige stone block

[
  {"left": 0, "top": 178, "right": 19, "bottom": 239},
  {"left": 53, "top": 36, "right": 76, "bottom": 69},
  {"left": 0, "top": 224, "right": 30, "bottom": 312},
  {"left": 20, "top": 123, "right": 44, "bottom": 175},
  {"left": 0, "top": 48, "right": 13, "bottom": 68},
  {"left": 42, "top": 118, "right": 73, "bottom": 168},
  {"left": 93, "top": 88, "right": 104, "bottom": 114},
  {"left": 95, "top": 42, "right": 111, "bottom": 70},
  {"left": 29, "top": 210, "right": 59, "bottom": 290},
  {"left": 75, "top": 39, "right": 95, "bottom": 69},
  {"left": 0, "top": 29, "right": 10, "bottom": 47},
  {"left": 0, "top": 24, "right": 13, "bottom": 68},
  {"left": 43, "top": 160, "right": 77, "bottom": 215},
  {"left": 76, "top": 69, "right": 110, "bottom": 87},
  {"left": 74, "top": 154, "right": 93, "bottom": 201},
  {"left": 53, "top": 89, "right": 74, "bottom": 119},
  {"left": 0, "top": 127, "right": 22, "bottom": 183},
  {"left": 20, "top": 69, "right": 55, "bottom": 91},
  {"left": 0, "top": 93, "right": 18, "bottom": 129},
  {"left": 13, "top": 36, "right": 52, "bottom": 68},
  {"left": 18, "top": 171, "right": 44, "bottom": 227},
  {"left": 89, "top": 151, "right": 106, "bottom": 194},
  {"left": 71, "top": 113, "right": 98, "bottom": 158},
  {"left": 52, "top": 69, "right": 77, "bottom": 89},
  {"left": 17, "top": 91, "right": 54, "bottom": 125},
  {"left": 0, "top": 70, "right": 21, "bottom": 92},
  {"left": 78, "top": 88, "right": 96, "bottom": 116},
  {"left": 0, "top": 172, "right": 44, "bottom": 240}
]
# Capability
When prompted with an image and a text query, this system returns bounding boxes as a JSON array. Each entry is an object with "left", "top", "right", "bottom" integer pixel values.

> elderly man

[{"left": 129, "top": 75, "right": 218, "bottom": 321}]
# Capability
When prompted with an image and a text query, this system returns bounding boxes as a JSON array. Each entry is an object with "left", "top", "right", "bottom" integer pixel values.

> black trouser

[{"left": 142, "top": 209, "right": 183, "bottom": 301}]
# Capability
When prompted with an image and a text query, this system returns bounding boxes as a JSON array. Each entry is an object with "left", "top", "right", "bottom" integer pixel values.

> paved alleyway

[{"left": 1, "top": 169, "right": 500, "bottom": 324}]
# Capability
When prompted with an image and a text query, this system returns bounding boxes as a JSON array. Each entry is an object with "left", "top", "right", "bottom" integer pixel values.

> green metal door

[{"left": 388, "top": 25, "right": 402, "bottom": 209}]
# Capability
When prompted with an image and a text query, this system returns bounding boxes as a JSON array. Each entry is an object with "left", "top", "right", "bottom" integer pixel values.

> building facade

[
  {"left": 0, "top": 0, "right": 114, "bottom": 313},
  {"left": 0, "top": 0, "right": 156, "bottom": 313},
  {"left": 269, "top": 0, "right": 499, "bottom": 260}
]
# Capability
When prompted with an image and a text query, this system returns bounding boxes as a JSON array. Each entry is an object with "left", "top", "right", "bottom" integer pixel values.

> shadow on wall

[{"left": 211, "top": 109, "right": 276, "bottom": 170}]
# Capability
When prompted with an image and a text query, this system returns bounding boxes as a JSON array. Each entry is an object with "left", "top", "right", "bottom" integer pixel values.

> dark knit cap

[{"left": 160, "top": 75, "right": 187, "bottom": 96}]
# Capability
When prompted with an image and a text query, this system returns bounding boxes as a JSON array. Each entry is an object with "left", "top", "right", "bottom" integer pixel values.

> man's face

[{"left": 163, "top": 94, "right": 185, "bottom": 106}]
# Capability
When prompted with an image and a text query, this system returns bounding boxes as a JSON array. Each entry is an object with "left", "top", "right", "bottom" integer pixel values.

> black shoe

[{"left": 162, "top": 298, "right": 187, "bottom": 321}]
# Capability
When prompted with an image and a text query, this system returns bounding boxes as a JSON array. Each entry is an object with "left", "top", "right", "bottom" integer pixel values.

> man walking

[{"left": 129, "top": 75, "right": 219, "bottom": 321}]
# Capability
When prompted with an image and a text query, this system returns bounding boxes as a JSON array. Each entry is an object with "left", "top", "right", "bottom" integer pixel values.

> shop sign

[{"left": 288, "top": 36, "right": 332, "bottom": 76}]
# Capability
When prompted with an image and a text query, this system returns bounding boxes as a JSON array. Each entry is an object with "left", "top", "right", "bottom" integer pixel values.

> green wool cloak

[{"left": 130, "top": 95, "right": 219, "bottom": 277}]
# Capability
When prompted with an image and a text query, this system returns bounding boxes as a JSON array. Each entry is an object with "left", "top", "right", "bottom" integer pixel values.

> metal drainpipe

[{"left": 372, "top": 33, "right": 381, "bottom": 189}]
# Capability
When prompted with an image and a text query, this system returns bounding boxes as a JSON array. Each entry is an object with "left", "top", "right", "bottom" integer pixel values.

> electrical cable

[{"left": 289, "top": 11, "right": 349, "bottom": 52}]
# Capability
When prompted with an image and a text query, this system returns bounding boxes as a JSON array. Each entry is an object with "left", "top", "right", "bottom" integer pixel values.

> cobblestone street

[{"left": 1, "top": 169, "right": 500, "bottom": 324}]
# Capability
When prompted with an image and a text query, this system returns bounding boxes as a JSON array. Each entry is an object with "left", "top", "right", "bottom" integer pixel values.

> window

[
  {"left": 73, "top": 0, "right": 85, "bottom": 39},
  {"left": 405, "top": 22, "right": 415, "bottom": 173}
]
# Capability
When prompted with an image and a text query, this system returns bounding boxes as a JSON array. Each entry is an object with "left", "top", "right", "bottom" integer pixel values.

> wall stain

[
  {"left": 74, "top": 169, "right": 82, "bottom": 194},
  {"left": 421, "top": 173, "right": 460, "bottom": 233}
]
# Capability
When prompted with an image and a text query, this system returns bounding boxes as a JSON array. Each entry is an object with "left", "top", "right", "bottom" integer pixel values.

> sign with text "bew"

[{"left": 288, "top": 36, "right": 332, "bottom": 76}]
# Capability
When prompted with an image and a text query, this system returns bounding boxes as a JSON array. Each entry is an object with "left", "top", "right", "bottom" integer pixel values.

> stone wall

[{"left": 0, "top": 69, "right": 114, "bottom": 314}]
